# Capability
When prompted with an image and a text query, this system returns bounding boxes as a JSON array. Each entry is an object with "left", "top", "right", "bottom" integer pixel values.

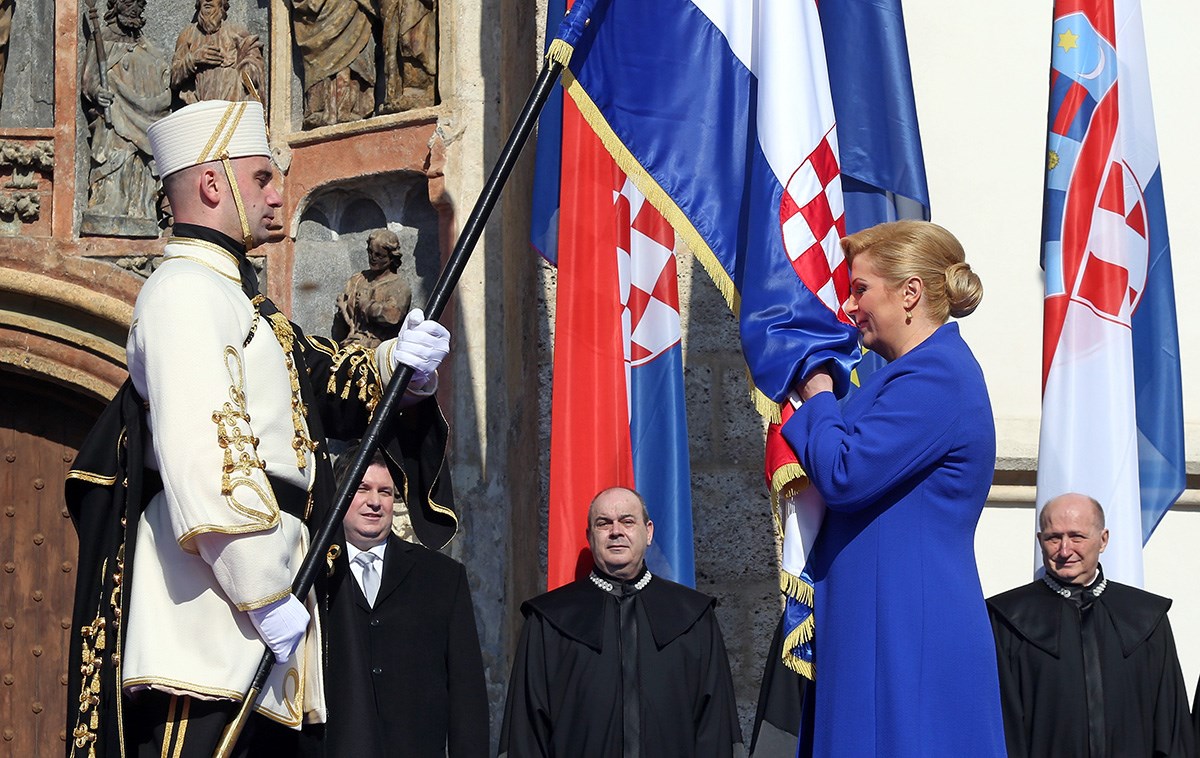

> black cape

[
  {"left": 64, "top": 226, "right": 457, "bottom": 758},
  {"left": 987, "top": 577, "right": 1194, "bottom": 758},
  {"left": 498, "top": 572, "right": 744, "bottom": 758}
]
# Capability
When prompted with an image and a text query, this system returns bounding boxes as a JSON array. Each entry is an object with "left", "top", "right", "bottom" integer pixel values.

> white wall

[{"left": 904, "top": 0, "right": 1200, "bottom": 700}]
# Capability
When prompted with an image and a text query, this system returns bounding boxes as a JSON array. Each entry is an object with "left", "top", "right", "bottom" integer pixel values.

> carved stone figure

[
  {"left": 333, "top": 229, "right": 412, "bottom": 348},
  {"left": 81, "top": 0, "right": 171, "bottom": 237},
  {"left": 288, "top": 0, "right": 375, "bottom": 129},
  {"left": 0, "top": 0, "right": 13, "bottom": 108},
  {"left": 171, "top": 0, "right": 266, "bottom": 106},
  {"left": 378, "top": 0, "right": 437, "bottom": 114}
]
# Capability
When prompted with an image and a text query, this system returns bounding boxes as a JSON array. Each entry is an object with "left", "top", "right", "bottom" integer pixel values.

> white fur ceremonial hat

[{"left": 147, "top": 100, "right": 270, "bottom": 179}]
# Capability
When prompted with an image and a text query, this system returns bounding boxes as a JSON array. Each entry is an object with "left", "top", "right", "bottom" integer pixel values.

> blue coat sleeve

[{"left": 781, "top": 360, "right": 963, "bottom": 513}]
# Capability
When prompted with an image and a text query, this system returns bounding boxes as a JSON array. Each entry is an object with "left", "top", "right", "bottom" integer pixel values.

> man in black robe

[
  {"left": 498, "top": 486, "right": 744, "bottom": 757},
  {"left": 987, "top": 492, "right": 1194, "bottom": 757}
]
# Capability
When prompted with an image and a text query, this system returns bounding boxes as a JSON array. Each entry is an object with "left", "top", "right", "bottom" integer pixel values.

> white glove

[
  {"left": 391, "top": 308, "right": 450, "bottom": 389},
  {"left": 247, "top": 594, "right": 309, "bottom": 664}
]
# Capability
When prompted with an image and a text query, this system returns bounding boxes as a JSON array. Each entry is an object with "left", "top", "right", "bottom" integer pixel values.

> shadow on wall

[{"left": 291, "top": 170, "right": 441, "bottom": 341}]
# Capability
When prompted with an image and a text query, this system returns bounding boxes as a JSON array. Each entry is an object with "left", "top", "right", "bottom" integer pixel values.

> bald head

[
  {"left": 1038, "top": 493, "right": 1108, "bottom": 585},
  {"left": 1039, "top": 493, "right": 1104, "bottom": 532}
]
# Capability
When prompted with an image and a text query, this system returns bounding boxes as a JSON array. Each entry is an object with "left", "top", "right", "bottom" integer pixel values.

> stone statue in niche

[
  {"left": 0, "top": 0, "right": 12, "bottom": 108},
  {"left": 333, "top": 228, "right": 413, "bottom": 348},
  {"left": 287, "top": 0, "right": 375, "bottom": 129},
  {"left": 81, "top": 0, "right": 171, "bottom": 237},
  {"left": 378, "top": 0, "right": 437, "bottom": 114},
  {"left": 171, "top": 0, "right": 266, "bottom": 106}
]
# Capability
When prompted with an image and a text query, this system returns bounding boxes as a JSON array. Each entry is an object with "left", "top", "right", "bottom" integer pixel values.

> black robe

[
  {"left": 987, "top": 573, "right": 1194, "bottom": 758},
  {"left": 498, "top": 569, "right": 744, "bottom": 758}
]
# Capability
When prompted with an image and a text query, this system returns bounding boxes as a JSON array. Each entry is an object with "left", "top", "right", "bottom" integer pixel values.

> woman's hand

[{"left": 797, "top": 366, "right": 834, "bottom": 402}]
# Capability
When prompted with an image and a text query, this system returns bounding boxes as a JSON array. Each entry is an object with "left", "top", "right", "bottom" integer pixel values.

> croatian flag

[
  {"left": 546, "top": 0, "right": 865, "bottom": 683},
  {"left": 542, "top": 0, "right": 695, "bottom": 589},
  {"left": 1038, "top": 0, "right": 1185, "bottom": 585},
  {"left": 551, "top": 0, "right": 860, "bottom": 405},
  {"left": 763, "top": 0, "right": 930, "bottom": 686}
]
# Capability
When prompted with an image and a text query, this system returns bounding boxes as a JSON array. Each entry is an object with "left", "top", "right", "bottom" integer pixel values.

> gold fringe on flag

[
  {"left": 547, "top": 38, "right": 575, "bottom": 67},
  {"left": 779, "top": 569, "right": 814, "bottom": 606},
  {"left": 781, "top": 613, "right": 815, "bottom": 678}
]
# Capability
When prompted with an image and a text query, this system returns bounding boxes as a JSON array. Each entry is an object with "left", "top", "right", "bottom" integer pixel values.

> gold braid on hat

[{"left": 195, "top": 101, "right": 255, "bottom": 250}]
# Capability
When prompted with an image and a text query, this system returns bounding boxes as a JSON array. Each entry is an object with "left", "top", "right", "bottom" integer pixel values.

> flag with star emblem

[
  {"left": 541, "top": 0, "right": 695, "bottom": 590},
  {"left": 1038, "top": 0, "right": 1184, "bottom": 584}
]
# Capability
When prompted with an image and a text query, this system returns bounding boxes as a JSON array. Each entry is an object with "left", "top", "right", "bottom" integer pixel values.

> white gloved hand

[
  {"left": 247, "top": 594, "right": 309, "bottom": 664},
  {"left": 391, "top": 308, "right": 450, "bottom": 389}
]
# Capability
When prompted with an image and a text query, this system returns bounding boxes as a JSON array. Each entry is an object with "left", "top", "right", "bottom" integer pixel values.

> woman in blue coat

[{"left": 784, "top": 221, "right": 1006, "bottom": 757}]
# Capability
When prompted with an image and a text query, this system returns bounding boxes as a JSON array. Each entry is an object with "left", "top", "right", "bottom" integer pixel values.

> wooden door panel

[{"left": 0, "top": 374, "right": 100, "bottom": 757}]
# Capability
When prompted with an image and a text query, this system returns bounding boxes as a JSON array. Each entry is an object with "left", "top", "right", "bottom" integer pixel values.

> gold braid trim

[
  {"left": 325, "top": 344, "right": 382, "bottom": 415},
  {"left": 213, "top": 347, "right": 266, "bottom": 496},
  {"left": 71, "top": 563, "right": 105, "bottom": 757},
  {"left": 257, "top": 300, "right": 318, "bottom": 469}
]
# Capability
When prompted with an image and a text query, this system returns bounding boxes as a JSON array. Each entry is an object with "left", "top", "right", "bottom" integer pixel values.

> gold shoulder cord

[{"left": 252, "top": 295, "right": 318, "bottom": 470}]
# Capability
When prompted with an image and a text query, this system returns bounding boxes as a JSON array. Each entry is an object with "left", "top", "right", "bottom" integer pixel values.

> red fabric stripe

[
  {"left": 1052, "top": 82, "right": 1088, "bottom": 137},
  {"left": 546, "top": 96, "right": 635, "bottom": 591},
  {"left": 1053, "top": 80, "right": 1118, "bottom": 368}
]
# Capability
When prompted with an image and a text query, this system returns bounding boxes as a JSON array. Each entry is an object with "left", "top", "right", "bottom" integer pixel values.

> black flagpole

[{"left": 214, "top": 56, "right": 566, "bottom": 757}]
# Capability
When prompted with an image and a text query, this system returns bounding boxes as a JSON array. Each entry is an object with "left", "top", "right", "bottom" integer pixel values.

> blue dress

[{"left": 782, "top": 323, "right": 1006, "bottom": 757}]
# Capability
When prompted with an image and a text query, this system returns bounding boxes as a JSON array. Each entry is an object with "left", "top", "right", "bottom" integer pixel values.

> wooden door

[{"left": 0, "top": 373, "right": 102, "bottom": 756}]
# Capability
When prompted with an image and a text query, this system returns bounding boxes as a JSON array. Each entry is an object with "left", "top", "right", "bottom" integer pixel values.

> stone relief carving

[
  {"left": 0, "top": 140, "right": 53, "bottom": 223},
  {"left": 288, "top": 0, "right": 437, "bottom": 129},
  {"left": 332, "top": 228, "right": 413, "bottom": 348},
  {"left": 171, "top": 0, "right": 266, "bottom": 106},
  {"left": 379, "top": 0, "right": 436, "bottom": 114},
  {"left": 288, "top": 0, "right": 376, "bottom": 129},
  {"left": 81, "top": 0, "right": 171, "bottom": 238}
]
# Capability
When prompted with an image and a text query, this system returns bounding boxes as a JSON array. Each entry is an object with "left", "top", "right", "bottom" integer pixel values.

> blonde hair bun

[{"left": 945, "top": 261, "right": 983, "bottom": 318}]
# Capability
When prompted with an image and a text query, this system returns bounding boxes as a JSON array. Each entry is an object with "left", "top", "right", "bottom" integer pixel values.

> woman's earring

[{"left": 905, "top": 309, "right": 913, "bottom": 325}]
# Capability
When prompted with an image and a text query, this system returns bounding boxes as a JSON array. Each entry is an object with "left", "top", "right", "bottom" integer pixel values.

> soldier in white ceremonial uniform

[{"left": 65, "top": 99, "right": 453, "bottom": 758}]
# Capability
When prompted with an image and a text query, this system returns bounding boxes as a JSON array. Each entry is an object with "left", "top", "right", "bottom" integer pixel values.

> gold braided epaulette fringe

[{"left": 326, "top": 344, "right": 383, "bottom": 415}]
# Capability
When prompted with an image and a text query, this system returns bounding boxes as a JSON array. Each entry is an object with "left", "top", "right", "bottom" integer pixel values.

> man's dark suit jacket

[{"left": 318, "top": 532, "right": 489, "bottom": 757}]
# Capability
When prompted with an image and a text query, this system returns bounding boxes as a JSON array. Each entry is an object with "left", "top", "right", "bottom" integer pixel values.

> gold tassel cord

[
  {"left": 546, "top": 39, "right": 574, "bottom": 67},
  {"left": 326, "top": 345, "right": 383, "bottom": 415}
]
